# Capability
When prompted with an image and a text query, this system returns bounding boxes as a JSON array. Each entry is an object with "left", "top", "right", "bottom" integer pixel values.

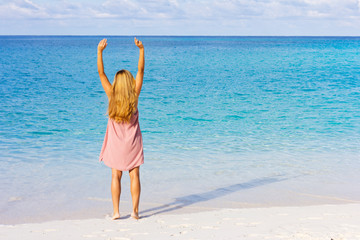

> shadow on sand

[{"left": 141, "top": 176, "right": 287, "bottom": 218}]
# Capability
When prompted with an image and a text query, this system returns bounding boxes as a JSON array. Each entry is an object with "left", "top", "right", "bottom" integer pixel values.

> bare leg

[
  {"left": 111, "top": 168, "right": 122, "bottom": 220},
  {"left": 129, "top": 167, "right": 141, "bottom": 219}
]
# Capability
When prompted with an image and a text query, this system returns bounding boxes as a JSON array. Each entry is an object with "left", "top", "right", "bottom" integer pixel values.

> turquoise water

[{"left": 1, "top": 36, "right": 359, "bottom": 224}]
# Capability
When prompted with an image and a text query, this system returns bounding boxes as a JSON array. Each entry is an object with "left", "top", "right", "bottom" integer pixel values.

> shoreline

[
  {"left": 1, "top": 203, "right": 360, "bottom": 240},
  {"left": 3, "top": 191, "right": 360, "bottom": 225}
]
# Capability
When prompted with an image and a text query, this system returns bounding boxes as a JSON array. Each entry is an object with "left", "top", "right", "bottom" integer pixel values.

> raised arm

[
  {"left": 134, "top": 37, "right": 144, "bottom": 96},
  {"left": 97, "top": 39, "right": 112, "bottom": 98}
]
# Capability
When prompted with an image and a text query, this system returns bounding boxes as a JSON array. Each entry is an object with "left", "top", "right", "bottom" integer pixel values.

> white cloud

[
  {"left": 0, "top": 0, "right": 47, "bottom": 19},
  {"left": 0, "top": 0, "right": 359, "bottom": 35},
  {"left": 1, "top": 0, "right": 359, "bottom": 20},
  {"left": 0, "top": 0, "right": 95, "bottom": 19}
]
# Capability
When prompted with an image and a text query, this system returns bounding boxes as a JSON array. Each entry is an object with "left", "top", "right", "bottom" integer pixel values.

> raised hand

[
  {"left": 97, "top": 38, "right": 111, "bottom": 98},
  {"left": 98, "top": 38, "right": 108, "bottom": 52},
  {"left": 134, "top": 37, "right": 143, "bottom": 49},
  {"left": 134, "top": 37, "right": 144, "bottom": 97}
]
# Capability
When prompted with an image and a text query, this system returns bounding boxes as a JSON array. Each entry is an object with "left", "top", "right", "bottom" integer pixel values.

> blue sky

[{"left": 1, "top": 0, "right": 360, "bottom": 35}]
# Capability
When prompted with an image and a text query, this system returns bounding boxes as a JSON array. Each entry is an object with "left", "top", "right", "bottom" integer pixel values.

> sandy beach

[{"left": 1, "top": 204, "right": 360, "bottom": 240}]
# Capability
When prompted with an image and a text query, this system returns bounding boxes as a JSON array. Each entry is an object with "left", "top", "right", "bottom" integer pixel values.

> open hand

[
  {"left": 134, "top": 37, "right": 143, "bottom": 49},
  {"left": 98, "top": 39, "right": 107, "bottom": 52}
]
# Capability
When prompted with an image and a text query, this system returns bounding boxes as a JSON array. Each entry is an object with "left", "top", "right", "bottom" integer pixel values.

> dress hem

[{"left": 100, "top": 157, "right": 144, "bottom": 171}]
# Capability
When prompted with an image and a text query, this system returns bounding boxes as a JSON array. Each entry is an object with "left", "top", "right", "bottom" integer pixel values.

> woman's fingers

[
  {"left": 134, "top": 37, "right": 142, "bottom": 46},
  {"left": 98, "top": 39, "right": 107, "bottom": 51},
  {"left": 99, "top": 39, "right": 107, "bottom": 48}
]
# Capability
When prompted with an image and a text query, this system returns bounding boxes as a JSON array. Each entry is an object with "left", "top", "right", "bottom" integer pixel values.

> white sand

[{"left": 1, "top": 204, "right": 360, "bottom": 240}]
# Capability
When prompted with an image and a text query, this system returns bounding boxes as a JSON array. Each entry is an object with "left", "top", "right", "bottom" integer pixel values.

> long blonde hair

[{"left": 108, "top": 70, "right": 137, "bottom": 123}]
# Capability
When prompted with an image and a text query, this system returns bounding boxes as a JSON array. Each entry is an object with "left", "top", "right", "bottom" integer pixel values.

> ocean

[{"left": 1, "top": 36, "right": 359, "bottom": 224}]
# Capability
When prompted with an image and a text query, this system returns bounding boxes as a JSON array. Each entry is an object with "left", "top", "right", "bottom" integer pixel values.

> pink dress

[{"left": 99, "top": 109, "right": 144, "bottom": 171}]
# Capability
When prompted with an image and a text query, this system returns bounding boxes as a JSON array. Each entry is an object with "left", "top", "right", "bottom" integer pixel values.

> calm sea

[{"left": 1, "top": 36, "right": 359, "bottom": 224}]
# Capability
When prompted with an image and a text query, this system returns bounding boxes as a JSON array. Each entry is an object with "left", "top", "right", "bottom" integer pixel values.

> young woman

[{"left": 97, "top": 38, "right": 145, "bottom": 220}]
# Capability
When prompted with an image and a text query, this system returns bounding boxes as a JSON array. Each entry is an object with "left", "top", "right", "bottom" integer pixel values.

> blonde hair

[{"left": 108, "top": 70, "right": 137, "bottom": 123}]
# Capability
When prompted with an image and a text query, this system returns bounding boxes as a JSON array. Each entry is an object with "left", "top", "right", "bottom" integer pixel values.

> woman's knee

[
  {"left": 129, "top": 167, "right": 140, "bottom": 179},
  {"left": 112, "top": 168, "right": 122, "bottom": 179}
]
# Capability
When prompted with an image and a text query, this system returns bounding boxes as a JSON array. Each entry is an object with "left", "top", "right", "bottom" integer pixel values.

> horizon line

[{"left": 1, "top": 34, "right": 360, "bottom": 37}]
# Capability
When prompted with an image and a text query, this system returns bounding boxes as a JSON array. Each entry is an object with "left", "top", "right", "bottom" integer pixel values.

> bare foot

[
  {"left": 131, "top": 212, "right": 140, "bottom": 220},
  {"left": 112, "top": 212, "right": 120, "bottom": 220}
]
